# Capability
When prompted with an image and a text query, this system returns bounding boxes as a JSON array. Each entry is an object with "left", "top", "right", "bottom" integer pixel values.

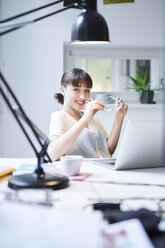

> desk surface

[
  {"left": 0, "top": 158, "right": 165, "bottom": 248},
  {"left": 1, "top": 158, "right": 165, "bottom": 209}
]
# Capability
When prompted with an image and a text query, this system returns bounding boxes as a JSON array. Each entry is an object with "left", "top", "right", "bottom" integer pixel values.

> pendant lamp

[{"left": 71, "top": 0, "right": 110, "bottom": 43}]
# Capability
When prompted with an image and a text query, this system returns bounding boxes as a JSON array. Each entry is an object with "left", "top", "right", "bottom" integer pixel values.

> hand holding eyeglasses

[
  {"left": 85, "top": 96, "right": 127, "bottom": 113},
  {"left": 82, "top": 99, "right": 105, "bottom": 123},
  {"left": 113, "top": 97, "right": 128, "bottom": 118},
  {"left": 82, "top": 96, "right": 128, "bottom": 123}
]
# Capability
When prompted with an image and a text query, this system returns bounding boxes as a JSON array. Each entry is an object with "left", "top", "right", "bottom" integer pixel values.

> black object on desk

[{"left": 0, "top": 73, "right": 69, "bottom": 190}]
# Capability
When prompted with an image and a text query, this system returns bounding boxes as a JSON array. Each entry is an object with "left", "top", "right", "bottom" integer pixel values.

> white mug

[{"left": 60, "top": 155, "right": 83, "bottom": 176}]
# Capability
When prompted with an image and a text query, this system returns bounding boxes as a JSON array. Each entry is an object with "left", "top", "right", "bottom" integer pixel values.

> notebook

[
  {"left": 0, "top": 166, "right": 15, "bottom": 178},
  {"left": 90, "top": 120, "right": 164, "bottom": 170}
]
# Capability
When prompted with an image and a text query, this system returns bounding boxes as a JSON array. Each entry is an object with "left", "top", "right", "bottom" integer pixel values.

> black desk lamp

[
  {"left": 0, "top": 0, "right": 109, "bottom": 190},
  {"left": 0, "top": 72, "right": 70, "bottom": 190}
]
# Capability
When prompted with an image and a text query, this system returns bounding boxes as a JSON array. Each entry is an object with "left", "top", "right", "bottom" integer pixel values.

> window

[
  {"left": 75, "top": 57, "right": 112, "bottom": 92},
  {"left": 64, "top": 43, "right": 165, "bottom": 96}
]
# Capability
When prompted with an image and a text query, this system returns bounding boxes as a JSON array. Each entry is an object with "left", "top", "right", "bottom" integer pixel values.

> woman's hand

[
  {"left": 114, "top": 97, "right": 128, "bottom": 119},
  {"left": 107, "top": 98, "right": 128, "bottom": 155},
  {"left": 82, "top": 100, "right": 104, "bottom": 123}
]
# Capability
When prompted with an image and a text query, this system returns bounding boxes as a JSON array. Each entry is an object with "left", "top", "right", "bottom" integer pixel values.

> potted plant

[{"left": 128, "top": 67, "right": 160, "bottom": 104}]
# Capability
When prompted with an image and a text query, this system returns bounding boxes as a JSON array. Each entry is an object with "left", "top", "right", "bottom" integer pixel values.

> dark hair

[{"left": 54, "top": 68, "right": 93, "bottom": 105}]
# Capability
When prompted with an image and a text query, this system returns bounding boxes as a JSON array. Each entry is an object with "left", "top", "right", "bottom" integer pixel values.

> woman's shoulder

[
  {"left": 50, "top": 110, "right": 73, "bottom": 123},
  {"left": 51, "top": 110, "right": 64, "bottom": 118}
]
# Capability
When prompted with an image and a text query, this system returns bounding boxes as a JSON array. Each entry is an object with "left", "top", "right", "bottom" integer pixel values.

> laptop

[{"left": 90, "top": 120, "right": 164, "bottom": 170}]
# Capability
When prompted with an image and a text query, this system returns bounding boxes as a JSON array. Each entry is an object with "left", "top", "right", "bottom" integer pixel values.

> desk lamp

[
  {"left": 0, "top": 72, "right": 70, "bottom": 190},
  {"left": 0, "top": 0, "right": 109, "bottom": 190}
]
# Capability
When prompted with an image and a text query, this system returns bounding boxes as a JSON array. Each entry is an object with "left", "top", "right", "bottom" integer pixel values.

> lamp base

[{"left": 8, "top": 173, "right": 69, "bottom": 190}]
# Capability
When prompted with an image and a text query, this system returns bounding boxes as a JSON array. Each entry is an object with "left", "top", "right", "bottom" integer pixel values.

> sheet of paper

[{"left": 104, "top": 218, "right": 154, "bottom": 248}]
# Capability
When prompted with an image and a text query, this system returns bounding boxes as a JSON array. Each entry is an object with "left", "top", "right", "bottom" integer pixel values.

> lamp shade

[{"left": 71, "top": 9, "right": 110, "bottom": 43}]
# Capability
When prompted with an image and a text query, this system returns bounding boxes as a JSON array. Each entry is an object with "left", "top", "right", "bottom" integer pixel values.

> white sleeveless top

[{"left": 49, "top": 110, "right": 111, "bottom": 158}]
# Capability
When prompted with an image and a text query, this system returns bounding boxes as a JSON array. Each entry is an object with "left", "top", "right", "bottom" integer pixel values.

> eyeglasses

[{"left": 86, "top": 95, "right": 122, "bottom": 113}]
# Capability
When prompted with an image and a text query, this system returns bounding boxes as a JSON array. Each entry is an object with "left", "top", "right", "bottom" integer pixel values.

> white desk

[
  {"left": 1, "top": 158, "right": 165, "bottom": 210},
  {"left": 0, "top": 158, "right": 165, "bottom": 248}
]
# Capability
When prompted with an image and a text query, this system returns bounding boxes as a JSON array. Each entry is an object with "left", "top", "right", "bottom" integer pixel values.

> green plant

[
  {"left": 128, "top": 67, "right": 150, "bottom": 92},
  {"left": 128, "top": 67, "right": 161, "bottom": 103}
]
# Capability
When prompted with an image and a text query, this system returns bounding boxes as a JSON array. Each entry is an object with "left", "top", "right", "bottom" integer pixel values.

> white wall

[
  {"left": 0, "top": 0, "right": 165, "bottom": 157},
  {"left": 99, "top": 0, "right": 165, "bottom": 46}
]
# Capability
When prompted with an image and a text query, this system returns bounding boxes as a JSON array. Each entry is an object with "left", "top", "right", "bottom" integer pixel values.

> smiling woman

[
  {"left": 55, "top": 68, "right": 93, "bottom": 106},
  {"left": 47, "top": 68, "right": 128, "bottom": 161}
]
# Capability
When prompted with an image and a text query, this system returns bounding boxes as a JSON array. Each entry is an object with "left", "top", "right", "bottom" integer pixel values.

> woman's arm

[
  {"left": 48, "top": 100, "right": 104, "bottom": 161},
  {"left": 107, "top": 98, "right": 128, "bottom": 155},
  {"left": 48, "top": 117, "right": 88, "bottom": 161}
]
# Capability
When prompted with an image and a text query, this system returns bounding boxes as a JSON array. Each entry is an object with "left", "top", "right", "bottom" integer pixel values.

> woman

[{"left": 48, "top": 68, "right": 128, "bottom": 161}]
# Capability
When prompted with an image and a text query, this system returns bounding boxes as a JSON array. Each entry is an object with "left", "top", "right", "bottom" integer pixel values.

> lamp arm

[
  {"left": 0, "top": 72, "right": 45, "bottom": 145},
  {"left": 1, "top": 72, "right": 69, "bottom": 189},
  {"left": 0, "top": 72, "right": 52, "bottom": 174},
  {"left": 0, "top": 0, "right": 64, "bottom": 24},
  {"left": 0, "top": 84, "right": 38, "bottom": 156},
  {"left": 0, "top": 3, "right": 78, "bottom": 36}
]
